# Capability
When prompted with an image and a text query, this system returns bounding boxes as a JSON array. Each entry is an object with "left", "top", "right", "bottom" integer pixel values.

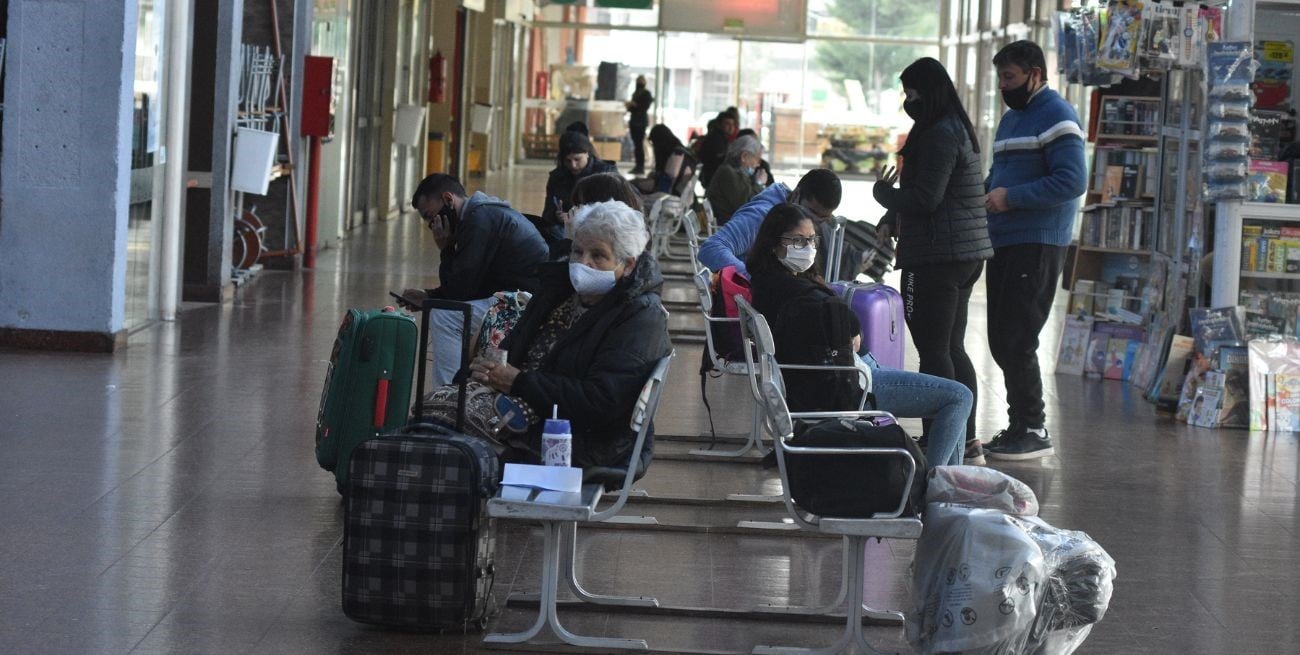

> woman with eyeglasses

[
  {"left": 872, "top": 57, "right": 993, "bottom": 464},
  {"left": 747, "top": 203, "right": 971, "bottom": 468}
]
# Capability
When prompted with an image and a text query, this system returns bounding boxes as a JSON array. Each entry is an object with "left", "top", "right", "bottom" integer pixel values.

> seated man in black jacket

[{"left": 403, "top": 174, "right": 549, "bottom": 387}]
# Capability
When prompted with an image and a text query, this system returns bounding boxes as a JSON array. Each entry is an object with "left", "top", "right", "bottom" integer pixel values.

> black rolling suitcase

[{"left": 342, "top": 299, "right": 501, "bottom": 631}]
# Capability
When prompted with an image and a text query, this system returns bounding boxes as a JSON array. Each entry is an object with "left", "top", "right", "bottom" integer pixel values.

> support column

[
  {"left": 0, "top": 1, "right": 138, "bottom": 352},
  {"left": 184, "top": 0, "right": 243, "bottom": 303}
]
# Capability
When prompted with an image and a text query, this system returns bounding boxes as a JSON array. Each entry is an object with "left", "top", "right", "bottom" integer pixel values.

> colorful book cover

[
  {"left": 1176, "top": 353, "right": 1213, "bottom": 422},
  {"left": 1191, "top": 386, "right": 1223, "bottom": 428},
  {"left": 1247, "top": 159, "right": 1289, "bottom": 203},
  {"left": 1098, "top": 0, "right": 1144, "bottom": 73},
  {"left": 1156, "top": 335, "right": 1196, "bottom": 408},
  {"left": 1141, "top": 1, "right": 1180, "bottom": 68},
  {"left": 1217, "top": 345, "right": 1250, "bottom": 429},
  {"left": 1086, "top": 330, "right": 1111, "bottom": 377},
  {"left": 1056, "top": 315, "right": 1095, "bottom": 376},
  {"left": 1188, "top": 306, "right": 1243, "bottom": 357},
  {"left": 1103, "top": 337, "right": 1130, "bottom": 380},
  {"left": 1274, "top": 373, "right": 1300, "bottom": 432},
  {"left": 1242, "top": 312, "right": 1282, "bottom": 338}
]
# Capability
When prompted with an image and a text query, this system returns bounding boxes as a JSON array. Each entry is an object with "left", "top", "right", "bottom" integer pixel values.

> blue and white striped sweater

[{"left": 985, "top": 87, "right": 1088, "bottom": 249}]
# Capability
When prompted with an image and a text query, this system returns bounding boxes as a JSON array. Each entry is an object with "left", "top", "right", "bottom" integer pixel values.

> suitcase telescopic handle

[{"left": 419, "top": 298, "right": 473, "bottom": 433}]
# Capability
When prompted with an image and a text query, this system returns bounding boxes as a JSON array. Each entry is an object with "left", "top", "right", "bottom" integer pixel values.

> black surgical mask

[
  {"left": 903, "top": 98, "right": 923, "bottom": 121},
  {"left": 1002, "top": 75, "right": 1036, "bottom": 111}
]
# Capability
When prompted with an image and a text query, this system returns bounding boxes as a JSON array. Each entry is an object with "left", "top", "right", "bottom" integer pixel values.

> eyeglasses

[{"left": 779, "top": 235, "right": 817, "bottom": 248}]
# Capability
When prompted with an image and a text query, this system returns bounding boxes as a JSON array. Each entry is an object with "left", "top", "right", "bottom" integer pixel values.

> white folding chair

[
  {"left": 699, "top": 197, "right": 718, "bottom": 236},
  {"left": 734, "top": 297, "right": 922, "bottom": 655},
  {"left": 688, "top": 268, "right": 769, "bottom": 462},
  {"left": 482, "top": 354, "right": 674, "bottom": 651}
]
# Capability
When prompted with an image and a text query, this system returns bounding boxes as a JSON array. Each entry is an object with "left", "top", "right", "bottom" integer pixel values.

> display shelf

[
  {"left": 1079, "top": 246, "right": 1153, "bottom": 255},
  {"left": 1241, "top": 270, "right": 1300, "bottom": 280},
  {"left": 1240, "top": 202, "right": 1300, "bottom": 221}
]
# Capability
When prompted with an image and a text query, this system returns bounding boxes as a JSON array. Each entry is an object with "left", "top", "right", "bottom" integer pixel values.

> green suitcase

[{"left": 315, "top": 307, "right": 419, "bottom": 491}]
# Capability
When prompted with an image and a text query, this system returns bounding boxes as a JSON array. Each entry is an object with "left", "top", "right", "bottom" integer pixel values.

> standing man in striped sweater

[{"left": 982, "top": 41, "right": 1088, "bottom": 461}]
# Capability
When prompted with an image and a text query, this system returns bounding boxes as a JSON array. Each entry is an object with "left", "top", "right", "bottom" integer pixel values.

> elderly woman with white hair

[
  {"left": 423, "top": 200, "right": 671, "bottom": 470},
  {"left": 706, "top": 134, "right": 768, "bottom": 225}
]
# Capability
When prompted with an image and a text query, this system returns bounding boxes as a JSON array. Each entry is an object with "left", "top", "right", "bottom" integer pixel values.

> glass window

[{"left": 807, "top": 0, "right": 941, "bottom": 39}]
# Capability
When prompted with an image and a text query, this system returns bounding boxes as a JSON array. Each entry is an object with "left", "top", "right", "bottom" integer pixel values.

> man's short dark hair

[
  {"left": 794, "top": 168, "right": 842, "bottom": 212},
  {"left": 993, "top": 40, "right": 1048, "bottom": 83},
  {"left": 411, "top": 174, "right": 466, "bottom": 209}
]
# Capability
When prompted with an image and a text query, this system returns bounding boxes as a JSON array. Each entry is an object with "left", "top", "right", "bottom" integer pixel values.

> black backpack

[{"left": 783, "top": 419, "right": 927, "bottom": 518}]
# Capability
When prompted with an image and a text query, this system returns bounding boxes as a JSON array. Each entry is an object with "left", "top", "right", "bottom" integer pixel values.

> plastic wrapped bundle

[
  {"left": 927, "top": 465, "right": 1040, "bottom": 517},
  {"left": 907, "top": 506, "right": 1048, "bottom": 654},
  {"left": 908, "top": 505, "right": 1116, "bottom": 655}
]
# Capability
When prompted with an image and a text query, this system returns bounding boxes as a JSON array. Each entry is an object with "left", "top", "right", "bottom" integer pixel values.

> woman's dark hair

[
  {"left": 648, "top": 124, "right": 682, "bottom": 173},
  {"left": 745, "top": 203, "right": 825, "bottom": 285},
  {"left": 571, "top": 172, "right": 644, "bottom": 213},
  {"left": 556, "top": 128, "right": 598, "bottom": 168},
  {"left": 899, "top": 57, "right": 981, "bottom": 154}
]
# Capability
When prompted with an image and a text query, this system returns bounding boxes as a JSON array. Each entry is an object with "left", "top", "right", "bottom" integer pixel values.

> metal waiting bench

[
  {"left": 735, "top": 296, "right": 922, "bottom": 655},
  {"left": 482, "top": 353, "right": 674, "bottom": 651}
]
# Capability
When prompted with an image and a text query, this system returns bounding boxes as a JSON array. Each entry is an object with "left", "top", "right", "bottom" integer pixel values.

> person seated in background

[
  {"left": 697, "top": 167, "right": 841, "bottom": 277},
  {"left": 706, "top": 134, "right": 768, "bottom": 225},
  {"left": 421, "top": 201, "right": 671, "bottom": 470},
  {"left": 635, "top": 124, "right": 686, "bottom": 195},
  {"left": 735, "top": 128, "right": 774, "bottom": 187},
  {"left": 402, "top": 173, "right": 549, "bottom": 388},
  {"left": 539, "top": 125, "right": 618, "bottom": 244},
  {"left": 695, "top": 113, "right": 735, "bottom": 189},
  {"left": 746, "top": 203, "right": 970, "bottom": 468}
]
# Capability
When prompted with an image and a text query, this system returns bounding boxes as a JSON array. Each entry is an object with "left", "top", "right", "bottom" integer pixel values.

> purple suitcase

[{"left": 830, "top": 282, "right": 905, "bottom": 369}]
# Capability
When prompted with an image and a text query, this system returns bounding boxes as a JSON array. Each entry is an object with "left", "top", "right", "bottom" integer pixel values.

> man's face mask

[{"left": 1001, "top": 68, "right": 1038, "bottom": 111}]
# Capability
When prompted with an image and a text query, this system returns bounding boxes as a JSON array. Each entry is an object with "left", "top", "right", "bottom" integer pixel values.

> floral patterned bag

[{"left": 473, "top": 291, "right": 532, "bottom": 359}]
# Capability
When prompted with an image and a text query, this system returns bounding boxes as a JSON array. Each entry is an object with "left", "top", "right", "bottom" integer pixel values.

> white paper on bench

[
  {"left": 499, "top": 485, "right": 584, "bottom": 506},
  {"left": 501, "top": 463, "right": 583, "bottom": 491}
]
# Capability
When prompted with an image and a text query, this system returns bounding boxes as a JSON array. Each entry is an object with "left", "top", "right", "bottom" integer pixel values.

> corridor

[{"left": 0, "top": 165, "right": 1296, "bottom": 654}]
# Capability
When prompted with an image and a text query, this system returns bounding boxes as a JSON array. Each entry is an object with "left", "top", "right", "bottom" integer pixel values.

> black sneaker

[
  {"left": 986, "top": 424, "right": 1022, "bottom": 450},
  {"left": 963, "top": 439, "right": 986, "bottom": 466},
  {"left": 986, "top": 428, "right": 1054, "bottom": 461}
]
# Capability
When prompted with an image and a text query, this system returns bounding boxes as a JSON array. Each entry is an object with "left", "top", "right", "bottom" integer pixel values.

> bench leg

[
  {"left": 753, "top": 536, "right": 895, "bottom": 655},
  {"left": 753, "top": 536, "right": 850, "bottom": 617},
  {"left": 690, "top": 398, "right": 770, "bottom": 458},
  {"left": 562, "top": 522, "right": 660, "bottom": 608},
  {"left": 484, "top": 521, "right": 650, "bottom": 651},
  {"left": 754, "top": 536, "right": 905, "bottom": 623}
]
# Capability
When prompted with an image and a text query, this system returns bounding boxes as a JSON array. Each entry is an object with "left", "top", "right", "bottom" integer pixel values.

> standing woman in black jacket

[{"left": 873, "top": 57, "right": 993, "bottom": 463}]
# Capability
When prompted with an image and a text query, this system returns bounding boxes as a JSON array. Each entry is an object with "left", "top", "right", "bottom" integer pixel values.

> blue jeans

[
  {"left": 428, "top": 296, "right": 497, "bottom": 388},
  {"left": 857, "top": 354, "right": 971, "bottom": 467}
]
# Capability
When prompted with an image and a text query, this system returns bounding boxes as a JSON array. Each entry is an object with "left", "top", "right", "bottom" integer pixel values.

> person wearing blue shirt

[
  {"left": 981, "top": 41, "right": 1088, "bottom": 461},
  {"left": 697, "top": 168, "right": 842, "bottom": 278}
]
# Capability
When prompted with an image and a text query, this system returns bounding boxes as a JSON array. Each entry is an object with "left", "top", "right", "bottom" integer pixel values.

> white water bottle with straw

[{"left": 541, "top": 405, "right": 572, "bottom": 467}]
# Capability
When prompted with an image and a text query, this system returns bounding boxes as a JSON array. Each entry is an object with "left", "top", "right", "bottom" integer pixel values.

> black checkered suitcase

[{"left": 341, "top": 300, "right": 500, "bottom": 632}]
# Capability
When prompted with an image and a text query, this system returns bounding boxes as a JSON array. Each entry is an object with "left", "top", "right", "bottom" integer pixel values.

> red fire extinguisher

[{"left": 428, "top": 50, "right": 447, "bottom": 104}]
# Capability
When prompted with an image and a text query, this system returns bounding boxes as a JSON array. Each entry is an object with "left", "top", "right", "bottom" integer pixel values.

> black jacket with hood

[
  {"left": 435, "top": 191, "right": 548, "bottom": 300},
  {"left": 540, "top": 157, "right": 619, "bottom": 242},
  {"left": 504, "top": 252, "right": 672, "bottom": 470}
]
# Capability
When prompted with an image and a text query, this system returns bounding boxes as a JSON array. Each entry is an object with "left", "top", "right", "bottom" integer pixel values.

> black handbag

[{"left": 783, "top": 419, "right": 926, "bottom": 518}]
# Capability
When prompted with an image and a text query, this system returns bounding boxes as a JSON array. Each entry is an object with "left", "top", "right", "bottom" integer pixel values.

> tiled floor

[{"left": 2, "top": 163, "right": 1298, "bottom": 653}]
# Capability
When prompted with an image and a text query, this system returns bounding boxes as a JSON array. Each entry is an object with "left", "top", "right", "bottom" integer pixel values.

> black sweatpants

[
  {"left": 902, "top": 260, "right": 983, "bottom": 442},
  {"left": 985, "top": 243, "right": 1066, "bottom": 430},
  {"left": 630, "top": 123, "right": 647, "bottom": 171}
]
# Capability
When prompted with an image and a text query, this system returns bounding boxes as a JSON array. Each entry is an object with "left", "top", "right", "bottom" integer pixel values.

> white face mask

[
  {"left": 781, "top": 244, "right": 816, "bottom": 273},
  {"left": 569, "top": 262, "right": 619, "bottom": 296}
]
